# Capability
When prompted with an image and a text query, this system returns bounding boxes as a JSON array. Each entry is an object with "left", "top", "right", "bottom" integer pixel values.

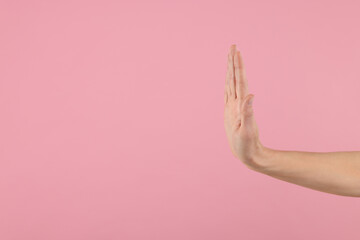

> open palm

[{"left": 224, "top": 44, "right": 264, "bottom": 169}]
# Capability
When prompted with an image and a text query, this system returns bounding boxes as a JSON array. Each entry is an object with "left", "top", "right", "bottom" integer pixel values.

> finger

[
  {"left": 225, "top": 53, "right": 232, "bottom": 96},
  {"left": 224, "top": 89, "right": 228, "bottom": 104},
  {"left": 241, "top": 94, "right": 255, "bottom": 129},
  {"left": 226, "top": 53, "right": 234, "bottom": 96},
  {"left": 228, "top": 45, "right": 236, "bottom": 98},
  {"left": 234, "top": 51, "right": 249, "bottom": 101}
]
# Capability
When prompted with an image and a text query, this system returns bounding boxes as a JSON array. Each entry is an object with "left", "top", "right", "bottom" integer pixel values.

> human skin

[{"left": 224, "top": 44, "right": 360, "bottom": 197}]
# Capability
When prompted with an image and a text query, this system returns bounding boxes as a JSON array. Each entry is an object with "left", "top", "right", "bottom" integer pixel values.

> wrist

[{"left": 247, "top": 145, "right": 277, "bottom": 173}]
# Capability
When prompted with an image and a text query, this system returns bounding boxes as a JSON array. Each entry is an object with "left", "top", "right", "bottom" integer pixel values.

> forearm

[{"left": 250, "top": 147, "right": 360, "bottom": 197}]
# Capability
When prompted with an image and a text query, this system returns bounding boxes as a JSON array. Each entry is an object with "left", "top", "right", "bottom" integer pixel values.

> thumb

[{"left": 241, "top": 94, "right": 255, "bottom": 128}]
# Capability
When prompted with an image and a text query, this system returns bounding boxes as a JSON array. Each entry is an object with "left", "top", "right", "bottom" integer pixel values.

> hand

[
  {"left": 224, "top": 44, "right": 265, "bottom": 169},
  {"left": 224, "top": 45, "right": 360, "bottom": 197}
]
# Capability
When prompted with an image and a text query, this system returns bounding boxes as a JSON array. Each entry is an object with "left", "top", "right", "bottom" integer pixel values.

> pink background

[{"left": 1, "top": 0, "right": 360, "bottom": 239}]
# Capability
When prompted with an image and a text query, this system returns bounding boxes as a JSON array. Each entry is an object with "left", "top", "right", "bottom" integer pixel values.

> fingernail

[
  {"left": 248, "top": 97, "right": 254, "bottom": 106},
  {"left": 231, "top": 44, "right": 236, "bottom": 53}
]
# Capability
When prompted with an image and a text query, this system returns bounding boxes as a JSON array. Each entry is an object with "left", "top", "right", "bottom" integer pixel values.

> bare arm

[
  {"left": 251, "top": 148, "right": 360, "bottom": 197},
  {"left": 224, "top": 44, "right": 360, "bottom": 197}
]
